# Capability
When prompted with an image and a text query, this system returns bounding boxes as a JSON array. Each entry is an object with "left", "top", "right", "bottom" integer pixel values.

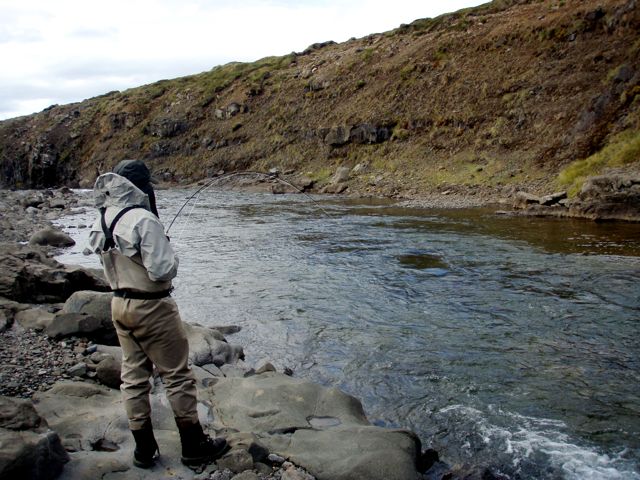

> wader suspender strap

[{"left": 100, "top": 206, "right": 143, "bottom": 252}]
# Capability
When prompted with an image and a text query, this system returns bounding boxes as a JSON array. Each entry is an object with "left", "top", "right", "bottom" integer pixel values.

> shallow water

[{"left": 56, "top": 190, "right": 640, "bottom": 479}]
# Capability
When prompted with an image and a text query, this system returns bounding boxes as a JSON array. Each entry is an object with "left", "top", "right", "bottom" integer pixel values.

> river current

[{"left": 55, "top": 189, "right": 640, "bottom": 479}]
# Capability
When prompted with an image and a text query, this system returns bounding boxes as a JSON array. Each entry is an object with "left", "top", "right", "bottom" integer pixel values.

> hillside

[{"left": 1, "top": 0, "right": 639, "bottom": 199}]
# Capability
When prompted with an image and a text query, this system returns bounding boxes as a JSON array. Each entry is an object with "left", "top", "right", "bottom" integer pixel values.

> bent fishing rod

[{"left": 165, "top": 170, "right": 331, "bottom": 235}]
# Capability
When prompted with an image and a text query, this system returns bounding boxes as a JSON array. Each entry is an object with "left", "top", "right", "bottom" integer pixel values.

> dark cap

[{"left": 113, "top": 159, "right": 154, "bottom": 189}]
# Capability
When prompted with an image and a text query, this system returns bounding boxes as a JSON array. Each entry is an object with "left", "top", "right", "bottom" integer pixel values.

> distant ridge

[{"left": 1, "top": 0, "right": 638, "bottom": 199}]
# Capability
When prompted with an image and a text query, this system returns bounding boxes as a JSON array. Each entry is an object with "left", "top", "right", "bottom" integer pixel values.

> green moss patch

[{"left": 558, "top": 129, "right": 640, "bottom": 196}]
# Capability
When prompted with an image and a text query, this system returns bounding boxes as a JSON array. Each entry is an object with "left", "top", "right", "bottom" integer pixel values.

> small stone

[
  {"left": 68, "top": 363, "right": 87, "bottom": 377},
  {"left": 268, "top": 454, "right": 286, "bottom": 465},
  {"left": 230, "top": 471, "right": 259, "bottom": 480},
  {"left": 89, "top": 352, "right": 112, "bottom": 363},
  {"left": 218, "top": 449, "right": 255, "bottom": 473},
  {"left": 281, "top": 467, "right": 315, "bottom": 480},
  {"left": 255, "top": 362, "right": 276, "bottom": 375},
  {"left": 254, "top": 462, "right": 273, "bottom": 475},
  {"left": 211, "top": 469, "right": 234, "bottom": 480}
]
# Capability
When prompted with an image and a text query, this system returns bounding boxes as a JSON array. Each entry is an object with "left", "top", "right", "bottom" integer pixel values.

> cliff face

[{"left": 1, "top": 0, "right": 639, "bottom": 197}]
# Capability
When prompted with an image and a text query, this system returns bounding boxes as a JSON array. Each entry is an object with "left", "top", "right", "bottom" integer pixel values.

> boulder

[
  {"left": 14, "top": 308, "right": 56, "bottom": 331},
  {"left": 320, "top": 184, "right": 348, "bottom": 195},
  {"left": 308, "top": 77, "right": 330, "bottom": 92},
  {"left": 47, "top": 199, "right": 68, "bottom": 210},
  {"left": 28, "top": 228, "right": 75, "bottom": 247},
  {"left": 0, "top": 430, "right": 69, "bottom": 480},
  {"left": 324, "top": 126, "right": 351, "bottom": 147},
  {"left": 183, "top": 322, "right": 244, "bottom": 367},
  {"left": 95, "top": 345, "right": 123, "bottom": 362},
  {"left": 0, "top": 396, "right": 69, "bottom": 480},
  {"left": 255, "top": 361, "right": 277, "bottom": 375},
  {"left": 217, "top": 448, "right": 255, "bottom": 473},
  {"left": 570, "top": 175, "right": 640, "bottom": 221},
  {"left": 226, "top": 103, "right": 243, "bottom": 117},
  {"left": 539, "top": 191, "right": 567, "bottom": 206},
  {"left": 579, "top": 174, "right": 640, "bottom": 200},
  {"left": 281, "top": 463, "right": 316, "bottom": 480},
  {"left": 205, "top": 372, "right": 422, "bottom": 480},
  {"left": 349, "top": 124, "right": 390, "bottom": 144},
  {"left": 63, "top": 291, "right": 113, "bottom": 325},
  {"left": 0, "top": 396, "right": 43, "bottom": 430},
  {"left": 210, "top": 325, "right": 242, "bottom": 335},
  {"left": 95, "top": 357, "right": 122, "bottom": 389},
  {"left": 68, "top": 363, "right": 88, "bottom": 378},
  {"left": 0, "top": 245, "right": 108, "bottom": 303},
  {"left": 331, "top": 167, "right": 351, "bottom": 184},
  {"left": 148, "top": 117, "right": 188, "bottom": 138},
  {"left": 512, "top": 191, "right": 540, "bottom": 209},
  {"left": 45, "top": 312, "right": 116, "bottom": 344},
  {"left": 232, "top": 471, "right": 261, "bottom": 480},
  {"left": 40, "top": 291, "right": 117, "bottom": 343}
]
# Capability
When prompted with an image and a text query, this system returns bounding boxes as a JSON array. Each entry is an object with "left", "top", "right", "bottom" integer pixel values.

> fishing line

[{"left": 166, "top": 171, "right": 331, "bottom": 239}]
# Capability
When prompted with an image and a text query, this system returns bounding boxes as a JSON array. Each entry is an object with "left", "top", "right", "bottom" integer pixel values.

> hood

[{"left": 93, "top": 173, "right": 151, "bottom": 210}]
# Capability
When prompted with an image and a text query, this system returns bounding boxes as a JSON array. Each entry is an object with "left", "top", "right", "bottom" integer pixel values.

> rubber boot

[
  {"left": 131, "top": 420, "right": 159, "bottom": 469},
  {"left": 176, "top": 419, "right": 228, "bottom": 466}
]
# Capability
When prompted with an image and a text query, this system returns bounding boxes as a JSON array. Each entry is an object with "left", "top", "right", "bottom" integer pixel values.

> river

[{"left": 55, "top": 189, "right": 640, "bottom": 479}]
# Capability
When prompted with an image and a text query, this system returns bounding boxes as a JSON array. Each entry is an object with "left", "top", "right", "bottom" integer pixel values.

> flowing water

[{"left": 56, "top": 189, "right": 640, "bottom": 479}]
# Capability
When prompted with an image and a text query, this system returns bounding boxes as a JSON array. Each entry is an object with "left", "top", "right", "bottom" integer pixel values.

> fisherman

[{"left": 88, "top": 159, "right": 227, "bottom": 469}]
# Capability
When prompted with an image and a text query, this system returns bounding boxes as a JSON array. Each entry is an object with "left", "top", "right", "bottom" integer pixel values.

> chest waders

[{"left": 99, "top": 206, "right": 172, "bottom": 299}]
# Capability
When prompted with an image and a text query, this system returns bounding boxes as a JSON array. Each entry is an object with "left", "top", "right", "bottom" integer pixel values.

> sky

[{"left": 0, "top": 0, "right": 486, "bottom": 120}]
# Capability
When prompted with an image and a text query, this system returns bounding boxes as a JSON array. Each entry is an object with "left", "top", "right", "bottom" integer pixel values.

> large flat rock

[
  {"left": 31, "top": 381, "right": 214, "bottom": 479},
  {"left": 205, "top": 372, "right": 422, "bottom": 480}
]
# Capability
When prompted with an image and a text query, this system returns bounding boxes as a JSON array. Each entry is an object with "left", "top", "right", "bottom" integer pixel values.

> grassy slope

[{"left": 0, "top": 0, "right": 639, "bottom": 198}]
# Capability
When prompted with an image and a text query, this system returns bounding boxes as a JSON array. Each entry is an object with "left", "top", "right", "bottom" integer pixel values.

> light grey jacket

[{"left": 88, "top": 173, "right": 178, "bottom": 290}]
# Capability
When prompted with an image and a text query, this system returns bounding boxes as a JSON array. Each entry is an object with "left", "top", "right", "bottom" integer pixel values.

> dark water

[{"left": 56, "top": 190, "right": 640, "bottom": 479}]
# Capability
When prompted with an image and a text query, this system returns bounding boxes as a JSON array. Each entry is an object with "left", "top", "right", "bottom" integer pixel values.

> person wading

[{"left": 88, "top": 159, "right": 227, "bottom": 469}]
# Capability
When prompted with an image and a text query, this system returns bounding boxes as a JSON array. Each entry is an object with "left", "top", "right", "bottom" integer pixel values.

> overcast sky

[{"left": 0, "top": 0, "right": 486, "bottom": 120}]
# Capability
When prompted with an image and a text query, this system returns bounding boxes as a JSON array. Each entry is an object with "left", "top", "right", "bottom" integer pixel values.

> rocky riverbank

[
  {"left": 505, "top": 174, "right": 640, "bottom": 222},
  {"left": 0, "top": 188, "right": 514, "bottom": 480}
]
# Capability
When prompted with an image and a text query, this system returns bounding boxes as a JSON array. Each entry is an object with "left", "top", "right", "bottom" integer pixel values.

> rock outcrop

[
  {"left": 0, "top": 245, "right": 108, "bottom": 303},
  {"left": 569, "top": 174, "right": 640, "bottom": 221},
  {"left": 184, "top": 322, "right": 245, "bottom": 367},
  {"left": 205, "top": 372, "right": 423, "bottom": 480},
  {"left": 0, "top": 396, "right": 69, "bottom": 480},
  {"left": 510, "top": 175, "right": 640, "bottom": 222}
]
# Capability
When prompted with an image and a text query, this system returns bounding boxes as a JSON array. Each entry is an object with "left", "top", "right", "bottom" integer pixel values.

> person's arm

[
  {"left": 136, "top": 216, "right": 179, "bottom": 282},
  {"left": 88, "top": 219, "right": 105, "bottom": 254}
]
